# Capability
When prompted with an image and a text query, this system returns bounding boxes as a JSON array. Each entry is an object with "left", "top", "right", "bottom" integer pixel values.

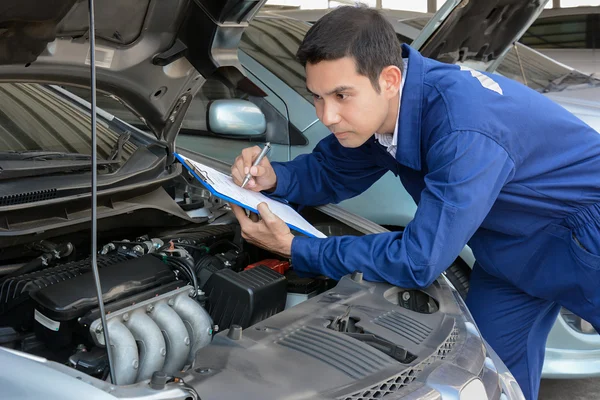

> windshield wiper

[
  {"left": 108, "top": 132, "right": 131, "bottom": 162},
  {"left": 0, "top": 151, "right": 94, "bottom": 161},
  {"left": 0, "top": 155, "right": 118, "bottom": 180}
]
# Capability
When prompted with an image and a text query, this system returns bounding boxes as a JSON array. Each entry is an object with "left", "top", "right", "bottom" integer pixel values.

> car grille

[
  {"left": 373, "top": 311, "right": 433, "bottom": 345},
  {"left": 340, "top": 327, "right": 460, "bottom": 400},
  {"left": 276, "top": 325, "right": 396, "bottom": 379}
]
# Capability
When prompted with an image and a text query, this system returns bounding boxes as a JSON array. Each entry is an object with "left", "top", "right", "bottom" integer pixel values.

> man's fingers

[
  {"left": 230, "top": 203, "right": 260, "bottom": 226},
  {"left": 231, "top": 156, "right": 246, "bottom": 185},
  {"left": 230, "top": 204, "right": 249, "bottom": 226},
  {"left": 231, "top": 166, "right": 243, "bottom": 185},
  {"left": 249, "top": 211, "right": 259, "bottom": 223},
  {"left": 250, "top": 165, "right": 267, "bottom": 177},
  {"left": 257, "top": 202, "right": 279, "bottom": 226},
  {"left": 241, "top": 146, "right": 261, "bottom": 171}
]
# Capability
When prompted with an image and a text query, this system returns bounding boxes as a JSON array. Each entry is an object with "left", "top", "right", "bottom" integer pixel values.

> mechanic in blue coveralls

[{"left": 229, "top": 6, "right": 600, "bottom": 399}]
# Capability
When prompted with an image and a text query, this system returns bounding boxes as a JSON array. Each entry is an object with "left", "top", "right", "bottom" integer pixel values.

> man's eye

[
  {"left": 336, "top": 93, "right": 347, "bottom": 100},
  {"left": 312, "top": 94, "right": 322, "bottom": 101}
]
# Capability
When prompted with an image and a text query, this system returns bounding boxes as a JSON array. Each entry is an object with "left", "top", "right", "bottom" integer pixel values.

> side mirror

[{"left": 207, "top": 99, "right": 266, "bottom": 137}]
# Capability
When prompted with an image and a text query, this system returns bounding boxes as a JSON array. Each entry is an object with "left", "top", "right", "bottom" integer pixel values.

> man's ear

[{"left": 379, "top": 65, "right": 402, "bottom": 99}]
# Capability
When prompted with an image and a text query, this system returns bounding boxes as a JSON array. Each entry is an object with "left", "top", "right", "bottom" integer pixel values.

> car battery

[
  {"left": 244, "top": 259, "right": 290, "bottom": 275},
  {"left": 284, "top": 270, "right": 324, "bottom": 309}
]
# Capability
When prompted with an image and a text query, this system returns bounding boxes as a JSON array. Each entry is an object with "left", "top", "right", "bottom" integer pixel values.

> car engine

[
  {"left": 0, "top": 221, "right": 309, "bottom": 385},
  {"left": 0, "top": 177, "right": 503, "bottom": 400}
]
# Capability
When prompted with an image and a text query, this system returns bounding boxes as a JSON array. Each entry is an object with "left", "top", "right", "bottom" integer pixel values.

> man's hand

[
  {"left": 231, "top": 146, "right": 277, "bottom": 192},
  {"left": 230, "top": 203, "right": 294, "bottom": 258}
]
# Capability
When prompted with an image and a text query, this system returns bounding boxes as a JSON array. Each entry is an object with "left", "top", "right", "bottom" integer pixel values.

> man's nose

[{"left": 320, "top": 101, "right": 342, "bottom": 127}]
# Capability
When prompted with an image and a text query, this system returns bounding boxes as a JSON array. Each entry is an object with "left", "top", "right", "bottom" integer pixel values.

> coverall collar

[{"left": 394, "top": 44, "right": 424, "bottom": 171}]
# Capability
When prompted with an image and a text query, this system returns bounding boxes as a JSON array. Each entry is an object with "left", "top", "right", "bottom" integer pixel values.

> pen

[{"left": 241, "top": 142, "right": 271, "bottom": 188}]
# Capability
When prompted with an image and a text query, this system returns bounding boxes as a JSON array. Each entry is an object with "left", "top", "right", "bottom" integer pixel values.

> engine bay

[
  {"left": 0, "top": 163, "right": 478, "bottom": 400},
  {"left": 0, "top": 173, "right": 334, "bottom": 385}
]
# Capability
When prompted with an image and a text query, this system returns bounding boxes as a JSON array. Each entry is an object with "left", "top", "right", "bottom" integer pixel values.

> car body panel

[
  {"left": 543, "top": 315, "right": 600, "bottom": 379},
  {"left": 413, "top": 0, "right": 548, "bottom": 69},
  {"left": 0, "top": 0, "right": 268, "bottom": 148}
]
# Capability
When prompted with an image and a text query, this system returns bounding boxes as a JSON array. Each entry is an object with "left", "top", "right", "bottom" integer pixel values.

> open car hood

[
  {"left": 0, "top": 0, "right": 266, "bottom": 151},
  {"left": 411, "top": 0, "right": 550, "bottom": 69}
]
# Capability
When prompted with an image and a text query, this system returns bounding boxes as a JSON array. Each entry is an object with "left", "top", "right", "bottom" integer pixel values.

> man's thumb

[{"left": 257, "top": 202, "right": 275, "bottom": 221}]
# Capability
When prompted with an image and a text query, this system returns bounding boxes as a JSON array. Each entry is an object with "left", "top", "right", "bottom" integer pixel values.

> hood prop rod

[{"left": 87, "top": 0, "right": 117, "bottom": 385}]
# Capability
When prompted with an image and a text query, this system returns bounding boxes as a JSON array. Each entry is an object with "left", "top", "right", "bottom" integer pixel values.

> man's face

[{"left": 306, "top": 56, "right": 395, "bottom": 148}]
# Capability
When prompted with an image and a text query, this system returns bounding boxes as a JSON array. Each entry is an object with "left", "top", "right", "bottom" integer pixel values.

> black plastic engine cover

[
  {"left": 203, "top": 265, "right": 287, "bottom": 331},
  {"left": 31, "top": 254, "right": 175, "bottom": 321},
  {"left": 0, "top": 253, "right": 129, "bottom": 329}
]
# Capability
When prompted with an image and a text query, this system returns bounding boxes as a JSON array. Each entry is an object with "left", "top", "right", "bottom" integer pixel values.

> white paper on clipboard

[{"left": 175, "top": 153, "right": 326, "bottom": 239}]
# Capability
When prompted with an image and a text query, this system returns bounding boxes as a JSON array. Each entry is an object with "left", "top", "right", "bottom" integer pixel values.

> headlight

[
  {"left": 460, "top": 378, "right": 488, "bottom": 400},
  {"left": 560, "top": 308, "right": 597, "bottom": 334}
]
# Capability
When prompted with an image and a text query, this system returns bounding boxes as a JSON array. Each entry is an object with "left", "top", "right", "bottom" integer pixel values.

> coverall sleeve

[
  {"left": 291, "top": 131, "right": 516, "bottom": 288},
  {"left": 269, "top": 135, "right": 388, "bottom": 206}
]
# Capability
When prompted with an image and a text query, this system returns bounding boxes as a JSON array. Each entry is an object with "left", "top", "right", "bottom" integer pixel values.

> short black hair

[{"left": 296, "top": 5, "right": 404, "bottom": 93}]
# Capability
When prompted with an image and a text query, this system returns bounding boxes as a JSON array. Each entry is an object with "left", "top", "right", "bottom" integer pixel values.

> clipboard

[{"left": 175, "top": 153, "right": 327, "bottom": 239}]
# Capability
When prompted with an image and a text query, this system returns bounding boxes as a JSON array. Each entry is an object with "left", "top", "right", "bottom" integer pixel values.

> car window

[
  {"left": 521, "top": 13, "right": 599, "bottom": 50},
  {"left": 240, "top": 17, "right": 413, "bottom": 106},
  {"left": 0, "top": 83, "right": 137, "bottom": 161},
  {"left": 240, "top": 17, "right": 313, "bottom": 104}
]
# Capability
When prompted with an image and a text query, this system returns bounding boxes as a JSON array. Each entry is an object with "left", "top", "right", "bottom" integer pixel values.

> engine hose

[
  {"left": 168, "top": 258, "right": 199, "bottom": 296},
  {"left": 1, "top": 241, "right": 74, "bottom": 281},
  {"left": 150, "top": 254, "right": 199, "bottom": 296},
  {"left": 208, "top": 239, "right": 240, "bottom": 252},
  {"left": 194, "top": 255, "right": 226, "bottom": 287}
]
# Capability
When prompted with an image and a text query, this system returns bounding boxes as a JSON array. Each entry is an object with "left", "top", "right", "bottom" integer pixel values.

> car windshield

[
  {"left": 240, "top": 17, "right": 314, "bottom": 104},
  {"left": 0, "top": 83, "right": 138, "bottom": 162},
  {"left": 239, "top": 17, "right": 412, "bottom": 104}
]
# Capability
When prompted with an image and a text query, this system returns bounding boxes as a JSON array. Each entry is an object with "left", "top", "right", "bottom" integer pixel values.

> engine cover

[
  {"left": 30, "top": 255, "right": 176, "bottom": 348},
  {"left": 0, "top": 253, "right": 129, "bottom": 329},
  {"left": 31, "top": 255, "right": 175, "bottom": 322}
]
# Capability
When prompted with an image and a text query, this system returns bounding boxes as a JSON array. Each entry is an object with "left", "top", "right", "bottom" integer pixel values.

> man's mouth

[{"left": 333, "top": 131, "right": 350, "bottom": 139}]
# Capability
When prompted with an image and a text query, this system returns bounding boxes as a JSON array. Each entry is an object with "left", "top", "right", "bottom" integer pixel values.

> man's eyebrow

[{"left": 305, "top": 85, "right": 354, "bottom": 96}]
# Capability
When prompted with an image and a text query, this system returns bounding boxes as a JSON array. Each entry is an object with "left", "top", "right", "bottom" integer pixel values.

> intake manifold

[{"left": 90, "top": 286, "right": 212, "bottom": 385}]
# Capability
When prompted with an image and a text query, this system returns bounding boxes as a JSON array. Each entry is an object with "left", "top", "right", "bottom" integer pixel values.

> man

[{"left": 229, "top": 6, "right": 600, "bottom": 399}]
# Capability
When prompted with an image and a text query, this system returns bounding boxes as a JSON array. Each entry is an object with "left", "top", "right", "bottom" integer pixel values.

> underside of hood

[
  {"left": 0, "top": 0, "right": 78, "bottom": 65},
  {"left": 413, "top": 0, "right": 549, "bottom": 67},
  {"left": 0, "top": 0, "right": 266, "bottom": 150}
]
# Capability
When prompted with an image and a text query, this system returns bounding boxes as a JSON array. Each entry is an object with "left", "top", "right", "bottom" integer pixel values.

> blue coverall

[{"left": 269, "top": 44, "right": 600, "bottom": 399}]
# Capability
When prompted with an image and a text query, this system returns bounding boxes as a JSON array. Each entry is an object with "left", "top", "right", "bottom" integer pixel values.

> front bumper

[
  {"left": 397, "top": 277, "right": 526, "bottom": 400},
  {"left": 485, "top": 340, "right": 526, "bottom": 400}
]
